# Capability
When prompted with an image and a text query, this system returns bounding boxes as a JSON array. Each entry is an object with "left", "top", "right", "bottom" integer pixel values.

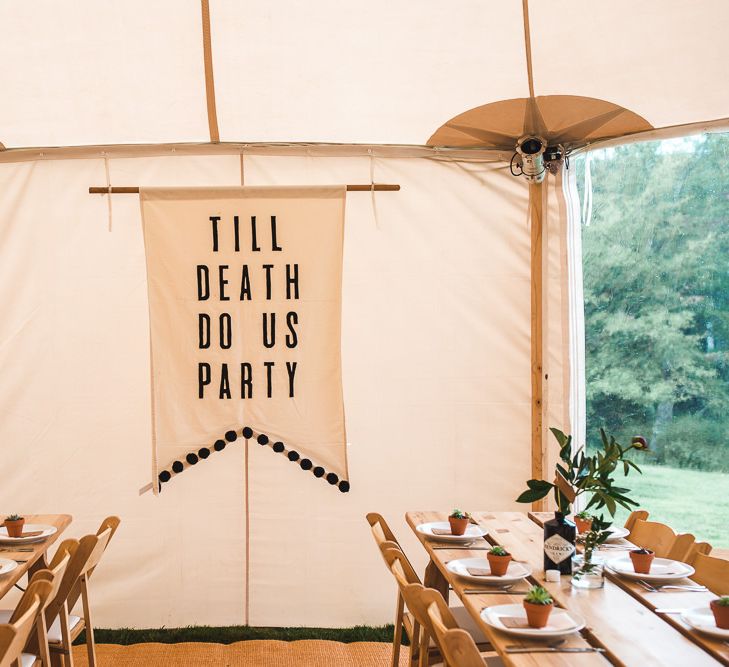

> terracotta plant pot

[
  {"left": 523, "top": 600, "right": 553, "bottom": 628},
  {"left": 629, "top": 549, "right": 655, "bottom": 574},
  {"left": 448, "top": 516, "right": 469, "bottom": 536},
  {"left": 4, "top": 518, "right": 25, "bottom": 538},
  {"left": 487, "top": 553, "right": 512, "bottom": 576},
  {"left": 574, "top": 516, "right": 593, "bottom": 534},
  {"left": 710, "top": 600, "right": 729, "bottom": 630}
]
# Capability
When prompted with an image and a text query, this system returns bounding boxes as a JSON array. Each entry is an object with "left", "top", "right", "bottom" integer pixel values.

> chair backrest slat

[
  {"left": 630, "top": 519, "right": 696, "bottom": 560},
  {"left": 690, "top": 552, "right": 729, "bottom": 595},
  {"left": 428, "top": 602, "right": 487, "bottom": 667},
  {"left": 624, "top": 509, "right": 649, "bottom": 534},
  {"left": 0, "top": 597, "right": 41, "bottom": 667}
]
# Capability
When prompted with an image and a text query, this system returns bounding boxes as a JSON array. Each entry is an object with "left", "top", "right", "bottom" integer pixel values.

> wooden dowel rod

[{"left": 89, "top": 184, "right": 400, "bottom": 194}]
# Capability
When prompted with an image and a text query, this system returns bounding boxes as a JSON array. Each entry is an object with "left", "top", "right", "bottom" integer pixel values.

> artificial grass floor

[{"left": 77, "top": 625, "right": 400, "bottom": 646}]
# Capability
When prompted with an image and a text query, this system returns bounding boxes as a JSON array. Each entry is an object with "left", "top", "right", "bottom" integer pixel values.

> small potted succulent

[
  {"left": 523, "top": 585, "right": 554, "bottom": 628},
  {"left": 487, "top": 546, "right": 512, "bottom": 576},
  {"left": 4, "top": 514, "right": 25, "bottom": 538},
  {"left": 448, "top": 509, "right": 471, "bottom": 536},
  {"left": 573, "top": 511, "right": 593, "bottom": 535},
  {"left": 629, "top": 547, "right": 655, "bottom": 574},
  {"left": 710, "top": 596, "right": 729, "bottom": 630}
]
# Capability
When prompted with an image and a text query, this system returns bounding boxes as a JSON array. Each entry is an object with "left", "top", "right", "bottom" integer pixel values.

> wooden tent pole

[
  {"left": 89, "top": 185, "right": 400, "bottom": 194},
  {"left": 530, "top": 181, "right": 546, "bottom": 511}
]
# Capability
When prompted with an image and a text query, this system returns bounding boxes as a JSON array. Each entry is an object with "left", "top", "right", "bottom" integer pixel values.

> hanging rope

[
  {"left": 582, "top": 153, "right": 593, "bottom": 227},
  {"left": 103, "top": 154, "right": 113, "bottom": 232},
  {"left": 369, "top": 150, "right": 380, "bottom": 229}
]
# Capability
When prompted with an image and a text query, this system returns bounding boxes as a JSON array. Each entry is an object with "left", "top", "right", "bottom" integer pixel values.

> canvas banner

[{"left": 140, "top": 186, "right": 348, "bottom": 492}]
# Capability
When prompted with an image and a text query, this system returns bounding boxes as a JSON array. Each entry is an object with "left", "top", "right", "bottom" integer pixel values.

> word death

[{"left": 198, "top": 361, "right": 298, "bottom": 399}]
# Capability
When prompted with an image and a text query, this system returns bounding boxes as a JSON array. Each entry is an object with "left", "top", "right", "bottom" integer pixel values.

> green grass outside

[
  {"left": 76, "top": 625, "right": 399, "bottom": 646},
  {"left": 612, "top": 463, "right": 729, "bottom": 548}
]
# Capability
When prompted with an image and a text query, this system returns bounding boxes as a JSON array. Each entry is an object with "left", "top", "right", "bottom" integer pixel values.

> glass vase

[{"left": 571, "top": 553, "right": 605, "bottom": 589}]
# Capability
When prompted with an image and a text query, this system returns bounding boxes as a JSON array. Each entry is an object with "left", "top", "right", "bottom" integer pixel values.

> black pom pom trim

[
  {"left": 186, "top": 453, "right": 199, "bottom": 465},
  {"left": 225, "top": 430, "right": 238, "bottom": 442},
  {"left": 158, "top": 470, "right": 171, "bottom": 483},
  {"left": 287, "top": 450, "right": 300, "bottom": 462},
  {"left": 338, "top": 480, "right": 350, "bottom": 493},
  {"left": 214, "top": 439, "right": 226, "bottom": 452},
  {"left": 257, "top": 434, "right": 269, "bottom": 445},
  {"left": 198, "top": 447, "right": 210, "bottom": 459},
  {"left": 300, "top": 458, "right": 313, "bottom": 470},
  {"left": 242, "top": 426, "right": 254, "bottom": 439},
  {"left": 272, "top": 441, "right": 285, "bottom": 453},
  {"left": 313, "top": 466, "right": 325, "bottom": 478},
  {"left": 326, "top": 472, "right": 339, "bottom": 485},
  {"left": 172, "top": 460, "right": 184, "bottom": 473}
]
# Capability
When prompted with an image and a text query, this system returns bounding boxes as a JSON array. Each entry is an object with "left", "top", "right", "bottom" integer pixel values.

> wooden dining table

[
  {"left": 0, "top": 514, "right": 72, "bottom": 600},
  {"left": 406, "top": 511, "right": 729, "bottom": 666}
]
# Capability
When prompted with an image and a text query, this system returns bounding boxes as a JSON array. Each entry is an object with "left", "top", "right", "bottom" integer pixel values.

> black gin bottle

[{"left": 543, "top": 512, "right": 576, "bottom": 574}]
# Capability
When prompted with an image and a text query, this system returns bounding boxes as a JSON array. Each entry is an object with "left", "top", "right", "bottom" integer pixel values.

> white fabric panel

[
  {"left": 530, "top": 0, "right": 729, "bottom": 129},
  {"left": 210, "top": 1, "right": 528, "bottom": 144},
  {"left": 0, "top": 0, "right": 208, "bottom": 147},
  {"left": 1, "top": 1, "right": 728, "bottom": 147},
  {"left": 0, "top": 152, "right": 557, "bottom": 628}
]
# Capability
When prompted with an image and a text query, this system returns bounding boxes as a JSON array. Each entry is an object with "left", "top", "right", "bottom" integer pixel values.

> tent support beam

[
  {"left": 530, "top": 180, "right": 546, "bottom": 511},
  {"left": 89, "top": 185, "right": 400, "bottom": 193}
]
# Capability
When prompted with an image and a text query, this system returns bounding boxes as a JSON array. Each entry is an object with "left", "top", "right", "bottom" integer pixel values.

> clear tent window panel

[{"left": 573, "top": 134, "right": 729, "bottom": 549}]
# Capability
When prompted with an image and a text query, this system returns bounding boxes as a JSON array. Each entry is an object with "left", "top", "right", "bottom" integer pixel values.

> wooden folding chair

[
  {"left": 624, "top": 509, "right": 649, "bottom": 535},
  {"left": 629, "top": 519, "right": 696, "bottom": 561},
  {"left": 44, "top": 519, "right": 118, "bottom": 667},
  {"left": 0, "top": 547, "right": 71, "bottom": 667},
  {"left": 427, "top": 600, "right": 503, "bottom": 667},
  {"left": 689, "top": 551, "right": 729, "bottom": 595},
  {"left": 386, "top": 548, "right": 491, "bottom": 667},
  {"left": 0, "top": 575, "right": 53, "bottom": 667}
]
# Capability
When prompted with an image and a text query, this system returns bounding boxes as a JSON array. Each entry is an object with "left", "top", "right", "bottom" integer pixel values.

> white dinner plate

[
  {"left": 0, "top": 558, "right": 18, "bottom": 576},
  {"left": 446, "top": 557, "right": 532, "bottom": 585},
  {"left": 0, "top": 524, "right": 57, "bottom": 545},
  {"left": 416, "top": 521, "right": 487, "bottom": 543},
  {"left": 605, "top": 526, "right": 630, "bottom": 542},
  {"left": 681, "top": 606, "right": 729, "bottom": 640},
  {"left": 607, "top": 556, "right": 695, "bottom": 581},
  {"left": 480, "top": 603, "right": 586, "bottom": 639}
]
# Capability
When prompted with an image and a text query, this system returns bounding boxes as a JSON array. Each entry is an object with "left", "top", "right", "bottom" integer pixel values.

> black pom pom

[
  {"left": 242, "top": 426, "right": 254, "bottom": 439},
  {"left": 172, "top": 460, "right": 184, "bottom": 473},
  {"left": 272, "top": 441, "right": 285, "bottom": 453},
  {"left": 287, "top": 450, "right": 300, "bottom": 462},
  {"left": 214, "top": 439, "right": 226, "bottom": 452},
  {"left": 338, "top": 480, "right": 350, "bottom": 493},
  {"left": 158, "top": 470, "right": 171, "bottom": 483},
  {"left": 186, "top": 453, "right": 199, "bottom": 465},
  {"left": 300, "top": 458, "right": 312, "bottom": 470},
  {"left": 225, "top": 430, "right": 238, "bottom": 442},
  {"left": 198, "top": 447, "right": 210, "bottom": 459},
  {"left": 313, "top": 466, "right": 325, "bottom": 478},
  {"left": 257, "top": 434, "right": 269, "bottom": 445},
  {"left": 326, "top": 472, "right": 339, "bottom": 485}
]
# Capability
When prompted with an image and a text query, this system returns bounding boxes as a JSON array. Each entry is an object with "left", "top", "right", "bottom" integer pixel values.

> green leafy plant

[
  {"left": 576, "top": 510, "right": 592, "bottom": 520},
  {"left": 449, "top": 509, "right": 470, "bottom": 519},
  {"left": 5, "top": 514, "right": 22, "bottom": 522},
  {"left": 488, "top": 546, "right": 508, "bottom": 556},
  {"left": 524, "top": 586, "right": 553, "bottom": 606},
  {"left": 714, "top": 596, "right": 729, "bottom": 607},
  {"left": 516, "top": 427, "right": 646, "bottom": 516},
  {"left": 574, "top": 515, "right": 613, "bottom": 576}
]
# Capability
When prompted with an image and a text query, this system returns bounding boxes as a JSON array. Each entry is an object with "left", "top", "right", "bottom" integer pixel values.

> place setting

[
  {"left": 480, "top": 585, "right": 600, "bottom": 654},
  {"left": 416, "top": 510, "right": 488, "bottom": 549},
  {"left": 606, "top": 547, "right": 697, "bottom": 582},
  {"left": 446, "top": 545, "right": 533, "bottom": 594},
  {"left": 0, "top": 514, "right": 57, "bottom": 546}
]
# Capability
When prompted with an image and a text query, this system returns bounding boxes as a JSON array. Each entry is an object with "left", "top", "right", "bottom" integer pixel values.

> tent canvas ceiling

[{"left": 0, "top": 1, "right": 728, "bottom": 151}]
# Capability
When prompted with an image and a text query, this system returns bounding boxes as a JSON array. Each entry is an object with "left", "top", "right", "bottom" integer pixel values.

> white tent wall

[{"left": 0, "top": 149, "right": 568, "bottom": 627}]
